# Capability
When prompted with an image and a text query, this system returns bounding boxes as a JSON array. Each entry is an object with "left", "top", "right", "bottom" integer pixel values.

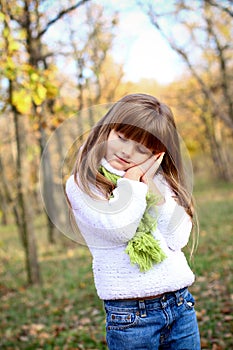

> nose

[{"left": 121, "top": 141, "right": 134, "bottom": 158}]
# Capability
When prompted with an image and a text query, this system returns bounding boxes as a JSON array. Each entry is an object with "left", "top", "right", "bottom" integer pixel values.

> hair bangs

[{"left": 114, "top": 123, "right": 166, "bottom": 154}]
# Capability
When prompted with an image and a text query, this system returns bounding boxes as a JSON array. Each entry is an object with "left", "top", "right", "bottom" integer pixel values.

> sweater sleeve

[
  {"left": 66, "top": 175, "right": 148, "bottom": 248},
  {"left": 155, "top": 177, "right": 192, "bottom": 251}
]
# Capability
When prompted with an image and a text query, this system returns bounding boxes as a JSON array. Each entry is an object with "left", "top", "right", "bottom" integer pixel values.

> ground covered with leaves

[{"left": 0, "top": 179, "right": 232, "bottom": 349}]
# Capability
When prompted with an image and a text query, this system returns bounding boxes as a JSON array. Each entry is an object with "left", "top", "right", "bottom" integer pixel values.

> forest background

[{"left": 0, "top": 0, "right": 232, "bottom": 349}]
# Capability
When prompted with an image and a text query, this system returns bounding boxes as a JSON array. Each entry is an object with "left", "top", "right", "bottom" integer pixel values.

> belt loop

[
  {"left": 175, "top": 288, "right": 184, "bottom": 306},
  {"left": 138, "top": 300, "right": 147, "bottom": 317}
]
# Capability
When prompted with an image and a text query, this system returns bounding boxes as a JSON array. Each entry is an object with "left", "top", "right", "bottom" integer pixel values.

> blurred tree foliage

[
  {"left": 0, "top": 0, "right": 123, "bottom": 285},
  {"left": 142, "top": 0, "right": 233, "bottom": 180}
]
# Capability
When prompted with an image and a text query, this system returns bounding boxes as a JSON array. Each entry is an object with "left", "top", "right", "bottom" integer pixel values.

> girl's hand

[
  {"left": 141, "top": 152, "right": 165, "bottom": 185},
  {"left": 124, "top": 152, "right": 165, "bottom": 182}
]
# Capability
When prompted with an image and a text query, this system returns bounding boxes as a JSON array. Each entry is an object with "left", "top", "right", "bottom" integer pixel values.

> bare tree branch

[
  {"left": 148, "top": 8, "right": 233, "bottom": 130},
  {"left": 205, "top": 14, "right": 233, "bottom": 122},
  {"left": 37, "top": 0, "right": 91, "bottom": 39},
  {"left": 204, "top": 0, "right": 233, "bottom": 17}
]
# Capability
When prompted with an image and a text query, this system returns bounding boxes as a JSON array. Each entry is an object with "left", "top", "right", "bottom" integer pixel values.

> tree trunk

[
  {"left": 39, "top": 123, "right": 58, "bottom": 244},
  {"left": 13, "top": 106, "right": 41, "bottom": 285},
  {"left": 200, "top": 103, "right": 232, "bottom": 181},
  {"left": 209, "top": 130, "right": 232, "bottom": 181},
  {"left": 0, "top": 190, "right": 8, "bottom": 225},
  {"left": 0, "top": 155, "right": 22, "bottom": 233}
]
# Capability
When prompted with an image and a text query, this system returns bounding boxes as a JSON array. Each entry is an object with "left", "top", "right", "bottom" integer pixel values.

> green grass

[
  {"left": 189, "top": 178, "right": 233, "bottom": 349},
  {"left": 0, "top": 178, "right": 232, "bottom": 349}
]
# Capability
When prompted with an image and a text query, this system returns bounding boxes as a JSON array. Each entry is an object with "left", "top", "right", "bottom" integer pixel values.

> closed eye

[
  {"left": 117, "top": 132, "right": 128, "bottom": 142},
  {"left": 136, "top": 145, "right": 150, "bottom": 155}
]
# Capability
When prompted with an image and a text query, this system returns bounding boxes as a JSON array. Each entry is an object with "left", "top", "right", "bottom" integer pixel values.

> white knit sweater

[{"left": 66, "top": 160, "right": 195, "bottom": 300}]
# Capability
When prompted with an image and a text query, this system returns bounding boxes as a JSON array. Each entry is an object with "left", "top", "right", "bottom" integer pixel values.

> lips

[{"left": 115, "top": 155, "right": 130, "bottom": 164}]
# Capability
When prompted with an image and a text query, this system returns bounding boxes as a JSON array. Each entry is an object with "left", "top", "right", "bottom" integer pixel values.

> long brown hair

[{"left": 74, "top": 93, "right": 194, "bottom": 219}]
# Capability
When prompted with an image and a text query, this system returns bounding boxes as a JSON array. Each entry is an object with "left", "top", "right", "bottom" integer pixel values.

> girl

[{"left": 66, "top": 93, "right": 200, "bottom": 349}]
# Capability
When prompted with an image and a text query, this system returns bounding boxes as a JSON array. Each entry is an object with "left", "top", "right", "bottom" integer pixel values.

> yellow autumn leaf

[
  {"left": 3, "top": 27, "right": 9, "bottom": 38},
  {"left": 12, "top": 89, "right": 32, "bottom": 114},
  {"left": 0, "top": 12, "right": 5, "bottom": 21},
  {"left": 19, "top": 29, "right": 27, "bottom": 40},
  {"left": 37, "top": 84, "right": 47, "bottom": 99},
  {"left": 46, "top": 83, "right": 58, "bottom": 98},
  {"left": 30, "top": 72, "right": 39, "bottom": 82},
  {"left": 32, "top": 84, "right": 47, "bottom": 105},
  {"left": 21, "top": 63, "right": 32, "bottom": 72},
  {"left": 6, "top": 57, "right": 15, "bottom": 69},
  {"left": 4, "top": 56, "right": 17, "bottom": 79},
  {"left": 8, "top": 40, "right": 20, "bottom": 53}
]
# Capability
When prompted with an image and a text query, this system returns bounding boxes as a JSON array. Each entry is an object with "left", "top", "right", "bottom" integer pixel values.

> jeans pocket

[
  {"left": 183, "top": 291, "right": 195, "bottom": 310},
  {"left": 106, "top": 310, "right": 139, "bottom": 331}
]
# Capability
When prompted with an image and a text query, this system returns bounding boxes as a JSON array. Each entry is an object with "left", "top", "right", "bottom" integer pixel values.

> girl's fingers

[
  {"left": 155, "top": 152, "right": 165, "bottom": 166},
  {"left": 144, "top": 152, "right": 165, "bottom": 176},
  {"left": 139, "top": 156, "right": 155, "bottom": 173},
  {"left": 125, "top": 152, "right": 165, "bottom": 182}
]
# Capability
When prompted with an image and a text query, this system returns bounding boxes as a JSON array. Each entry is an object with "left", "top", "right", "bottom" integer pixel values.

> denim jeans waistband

[{"left": 104, "top": 287, "right": 188, "bottom": 311}]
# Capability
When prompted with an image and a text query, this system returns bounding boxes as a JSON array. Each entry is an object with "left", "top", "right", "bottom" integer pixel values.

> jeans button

[{"left": 177, "top": 296, "right": 184, "bottom": 306}]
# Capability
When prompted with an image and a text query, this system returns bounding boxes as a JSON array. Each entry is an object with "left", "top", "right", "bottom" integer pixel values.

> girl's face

[{"left": 105, "top": 129, "right": 153, "bottom": 171}]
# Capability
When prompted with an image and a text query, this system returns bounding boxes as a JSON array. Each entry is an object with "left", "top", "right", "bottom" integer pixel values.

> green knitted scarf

[{"left": 99, "top": 165, "right": 167, "bottom": 272}]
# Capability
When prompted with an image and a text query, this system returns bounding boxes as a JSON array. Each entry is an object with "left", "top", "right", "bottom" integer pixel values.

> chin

[{"left": 109, "top": 160, "right": 127, "bottom": 171}]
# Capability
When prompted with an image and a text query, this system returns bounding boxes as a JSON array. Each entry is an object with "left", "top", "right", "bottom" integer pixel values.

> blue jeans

[{"left": 104, "top": 288, "right": 200, "bottom": 350}]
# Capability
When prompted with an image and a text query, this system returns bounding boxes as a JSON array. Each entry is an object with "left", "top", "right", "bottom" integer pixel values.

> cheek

[
  {"left": 107, "top": 139, "right": 120, "bottom": 152},
  {"left": 136, "top": 153, "right": 151, "bottom": 163},
  {"left": 106, "top": 140, "right": 117, "bottom": 158},
  {"left": 105, "top": 145, "right": 111, "bottom": 158}
]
